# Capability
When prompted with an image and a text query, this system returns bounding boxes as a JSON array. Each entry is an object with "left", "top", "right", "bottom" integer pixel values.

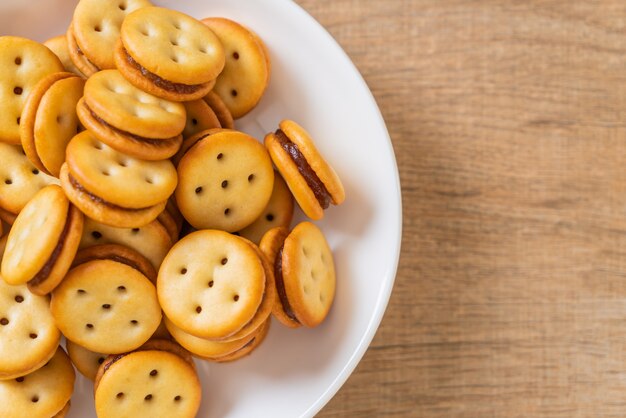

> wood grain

[{"left": 294, "top": 1, "right": 626, "bottom": 417}]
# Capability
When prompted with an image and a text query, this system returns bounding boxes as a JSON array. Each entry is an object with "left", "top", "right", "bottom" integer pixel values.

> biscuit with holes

[
  {"left": 203, "top": 91, "right": 234, "bottom": 129},
  {"left": 78, "top": 70, "right": 185, "bottom": 160},
  {"left": 115, "top": 6, "right": 224, "bottom": 101},
  {"left": 261, "top": 222, "right": 336, "bottom": 327},
  {"left": 79, "top": 216, "right": 173, "bottom": 271},
  {"left": 66, "top": 340, "right": 107, "bottom": 381},
  {"left": 0, "top": 143, "right": 58, "bottom": 217},
  {"left": 182, "top": 99, "right": 220, "bottom": 140},
  {"left": 72, "top": 244, "right": 157, "bottom": 283},
  {"left": 239, "top": 171, "right": 294, "bottom": 244},
  {"left": 43, "top": 35, "right": 85, "bottom": 77},
  {"left": 61, "top": 130, "right": 176, "bottom": 227},
  {"left": 72, "top": 0, "right": 152, "bottom": 71},
  {"left": 1, "top": 185, "right": 83, "bottom": 295},
  {"left": 265, "top": 120, "right": 345, "bottom": 220},
  {"left": 94, "top": 339, "right": 200, "bottom": 418},
  {"left": 172, "top": 127, "right": 230, "bottom": 166},
  {"left": 51, "top": 255, "right": 162, "bottom": 354},
  {"left": 211, "top": 318, "right": 270, "bottom": 363},
  {"left": 0, "top": 36, "right": 64, "bottom": 144},
  {"left": 0, "top": 277, "right": 60, "bottom": 379},
  {"left": 0, "top": 347, "right": 74, "bottom": 417},
  {"left": 20, "top": 72, "right": 84, "bottom": 176},
  {"left": 201, "top": 18, "right": 270, "bottom": 119},
  {"left": 176, "top": 129, "right": 274, "bottom": 231},
  {"left": 157, "top": 230, "right": 265, "bottom": 339}
]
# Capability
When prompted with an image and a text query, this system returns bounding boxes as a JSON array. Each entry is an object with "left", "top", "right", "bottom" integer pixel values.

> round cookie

[
  {"left": 172, "top": 127, "right": 231, "bottom": 166},
  {"left": 201, "top": 18, "right": 271, "bottom": 119},
  {"left": 176, "top": 129, "right": 274, "bottom": 231},
  {"left": 0, "top": 347, "right": 75, "bottom": 417},
  {"left": 0, "top": 36, "right": 64, "bottom": 144},
  {"left": 1, "top": 184, "right": 84, "bottom": 295},
  {"left": 71, "top": 0, "right": 152, "bottom": 71},
  {"left": 203, "top": 91, "right": 234, "bottom": 129},
  {"left": 72, "top": 244, "right": 157, "bottom": 283},
  {"left": 20, "top": 72, "right": 85, "bottom": 176},
  {"left": 157, "top": 230, "right": 265, "bottom": 339},
  {"left": 265, "top": 120, "right": 345, "bottom": 220},
  {"left": 239, "top": 171, "right": 294, "bottom": 244},
  {"left": 94, "top": 339, "right": 201, "bottom": 418},
  {"left": 0, "top": 143, "right": 59, "bottom": 216},
  {"left": 78, "top": 70, "right": 185, "bottom": 160},
  {"left": 182, "top": 99, "right": 220, "bottom": 139},
  {"left": 79, "top": 216, "right": 173, "bottom": 271},
  {"left": 61, "top": 131, "right": 176, "bottom": 227},
  {"left": 51, "top": 257, "right": 162, "bottom": 354},
  {"left": 116, "top": 6, "right": 225, "bottom": 101},
  {"left": 211, "top": 318, "right": 270, "bottom": 363},
  {"left": 44, "top": 35, "right": 85, "bottom": 77},
  {"left": 66, "top": 23, "right": 100, "bottom": 77},
  {"left": 0, "top": 279, "right": 61, "bottom": 379},
  {"left": 263, "top": 222, "right": 336, "bottom": 327},
  {"left": 66, "top": 340, "right": 107, "bottom": 381}
]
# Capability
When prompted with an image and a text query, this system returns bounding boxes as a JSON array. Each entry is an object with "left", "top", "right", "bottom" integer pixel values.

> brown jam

[
  {"left": 274, "top": 130, "right": 332, "bottom": 209},
  {"left": 68, "top": 174, "right": 145, "bottom": 212},
  {"left": 28, "top": 206, "right": 74, "bottom": 286},
  {"left": 76, "top": 254, "right": 142, "bottom": 273},
  {"left": 86, "top": 105, "right": 178, "bottom": 147},
  {"left": 274, "top": 244, "right": 300, "bottom": 324},
  {"left": 124, "top": 48, "right": 205, "bottom": 94},
  {"left": 102, "top": 354, "right": 126, "bottom": 374}
]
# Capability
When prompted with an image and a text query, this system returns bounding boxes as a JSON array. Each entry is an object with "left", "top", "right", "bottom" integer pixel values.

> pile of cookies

[{"left": 0, "top": 1, "right": 345, "bottom": 417}]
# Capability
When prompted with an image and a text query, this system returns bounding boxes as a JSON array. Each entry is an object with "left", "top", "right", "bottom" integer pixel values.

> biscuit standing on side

[
  {"left": 94, "top": 339, "right": 201, "bottom": 418},
  {"left": 265, "top": 120, "right": 345, "bottom": 220},
  {"left": 20, "top": 72, "right": 85, "bottom": 176},
  {"left": 77, "top": 69, "right": 186, "bottom": 160},
  {"left": 0, "top": 347, "right": 75, "bottom": 418},
  {"left": 1, "top": 184, "right": 84, "bottom": 295},
  {"left": 51, "top": 251, "right": 162, "bottom": 354},
  {"left": 66, "top": 339, "right": 108, "bottom": 381},
  {"left": 43, "top": 35, "right": 85, "bottom": 77},
  {"left": 203, "top": 91, "right": 234, "bottom": 129},
  {"left": 260, "top": 222, "right": 337, "bottom": 328},
  {"left": 0, "top": 36, "right": 64, "bottom": 144},
  {"left": 176, "top": 129, "right": 274, "bottom": 231},
  {"left": 201, "top": 18, "right": 271, "bottom": 119},
  {"left": 115, "top": 6, "right": 225, "bottom": 101},
  {"left": 0, "top": 142, "right": 58, "bottom": 218},
  {"left": 182, "top": 99, "right": 221, "bottom": 139},
  {"left": 61, "top": 130, "right": 178, "bottom": 228}
]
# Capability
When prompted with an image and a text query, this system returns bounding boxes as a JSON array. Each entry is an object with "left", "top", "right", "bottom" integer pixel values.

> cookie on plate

[
  {"left": 0, "top": 347, "right": 75, "bottom": 417},
  {"left": 175, "top": 129, "right": 274, "bottom": 231},
  {"left": 20, "top": 72, "right": 85, "bottom": 176},
  {"left": 203, "top": 91, "right": 234, "bottom": 129},
  {"left": 77, "top": 70, "right": 185, "bottom": 160},
  {"left": 61, "top": 130, "right": 177, "bottom": 228},
  {"left": 209, "top": 318, "right": 270, "bottom": 363},
  {"left": 0, "top": 36, "right": 64, "bottom": 144},
  {"left": 43, "top": 35, "right": 85, "bottom": 77},
  {"left": 157, "top": 230, "right": 266, "bottom": 340},
  {"left": 0, "top": 142, "right": 58, "bottom": 218},
  {"left": 69, "top": 0, "right": 152, "bottom": 74},
  {"left": 94, "top": 339, "right": 201, "bottom": 418},
  {"left": 201, "top": 18, "right": 271, "bottom": 119},
  {"left": 0, "top": 272, "right": 61, "bottom": 379},
  {"left": 51, "top": 249, "right": 162, "bottom": 354},
  {"left": 115, "top": 6, "right": 225, "bottom": 101},
  {"left": 79, "top": 216, "right": 173, "bottom": 271},
  {"left": 1, "top": 184, "right": 83, "bottom": 295},
  {"left": 260, "top": 222, "right": 336, "bottom": 328},
  {"left": 182, "top": 99, "right": 220, "bottom": 140},
  {"left": 238, "top": 171, "right": 294, "bottom": 244},
  {"left": 265, "top": 120, "right": 345, "bottom": 220}
]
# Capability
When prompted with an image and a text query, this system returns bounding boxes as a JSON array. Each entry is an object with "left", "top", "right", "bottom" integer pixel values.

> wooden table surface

[{"left": 296, "top": 1, "right": 626, "bottom": 417}]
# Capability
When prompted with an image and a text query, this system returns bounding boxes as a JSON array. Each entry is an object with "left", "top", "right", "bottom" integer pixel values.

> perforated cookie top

[
  {"left": 121, "top": 7, "right": 225, "bottom": 85},
  {"left": 73, "top": 0, "right": 152, "bottom": 70},
  {"left": 158, "top": 230, "right": 265, "bottom": 339},
  {"left": 0, "top": 143, "right": 58, "bottom": 214},
  {"left": 0, "top": 347, "right": 75, "bottom": 418},
  {"left": 84, "top": 70, "right": 186, "bottom": 138},
  {"left": 0, "top": 36, "right": 64, "bottom": 144},
  {"left": 66, "top": 131, "right": 177, "bottom": 208}
]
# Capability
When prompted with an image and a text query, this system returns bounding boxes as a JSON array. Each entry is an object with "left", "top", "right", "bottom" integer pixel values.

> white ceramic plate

[{"left": 0, "top": 0, "right": 402, "bottom": 416}]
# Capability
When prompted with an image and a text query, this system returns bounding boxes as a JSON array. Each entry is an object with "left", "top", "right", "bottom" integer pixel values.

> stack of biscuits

[{"left": 0, "top": 1, "right": 345, "bottom": 417}]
